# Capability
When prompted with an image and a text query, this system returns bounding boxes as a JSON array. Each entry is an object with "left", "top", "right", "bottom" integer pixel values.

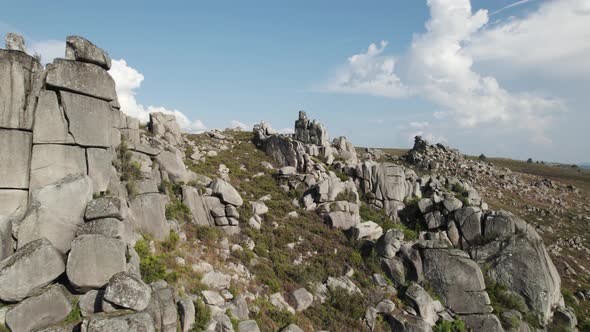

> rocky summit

[{"left": 0, "top": 33, "right": 587, "bottom": 332}]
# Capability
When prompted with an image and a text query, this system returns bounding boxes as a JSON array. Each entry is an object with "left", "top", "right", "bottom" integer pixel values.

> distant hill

[{"left": 580, "top": 163, "right": 590, "bottom": 170}]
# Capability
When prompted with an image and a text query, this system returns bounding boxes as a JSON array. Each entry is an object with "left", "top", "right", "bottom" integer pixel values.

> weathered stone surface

[
  {"left": 17, "top": 174, "right": 93, "bottom": 253},
  {"left": 422, "top": 249, "right": 491, "bottom": 314},
  {"left": 350, "top": 221, "right": 383, "bottom": 241},
  {"left": 227, "top": 295, "right": 249, "bottom": 320},
  {"left": 460, "top": 314, "right": 504, "bottom": 332},
  {"left": 78, "top": 290, "right": 105, "bottom": 317},
  {"left": 182, "top": 186, "right": 213, "bottom": 226},
  {"left": 156, "top": 151, "right": 189, "bottom": 183},
  {"left": 60, "top": 91, "right": 113, "bottom": 147},
  {"left": 76, "top": 218, "right": 125, "bottom": 238},
  {"left": 46, "top": 58, "right": 117, "bottom": 101},
  {"left": 85, "top": 196, "right": 126, "bottom": 221},
  {"left": 29, "top": 144, "right": 87, "bottom": 190},
  {"left": 33, "top": 90, "right": 74, "bottom": 144},
  {"left": 455, "top": 207, "right": 483, "bottom": 248},
  {"left": 82, "top": 312, "right": 155, "bottom": 332},
  {"left": 104, "top": 271, "right": 151, "bottom": 311},
  {"left": 202, "top": 290, "right": 225, "bottom": 306},
  {"left": 292, "top": 288, "right": 313, "bottom": 312},
  {"left": 65, "top": 35, "right": 111, "bottom": 70},
  {"left": 0, "top": 49, "right": 44, "bottom": 130},
  {"left": 146, "top": 284, "right": 178, "bottom": 332},
  {"left": 87, "top": 148, "right": 114, "bottom": 193},
  {"left": 0, "top": 130, "right": 31, "bottom": 189},
  {"left": 281, "top": 323, "right": 305, "bottom": 332},
  {"left": 443, "top": 196, "right": 463, "bottom": 213},
  {"left": 376, "top": 229, "right": 404, "bottom": 259},
  {"left": 5, "top": 284, "right": 72, "bottom": 332},
  {"left": 4, "top": 33, "right": 26, "bottom": 52},
  {"left": 128, "top": 193, "right": 170, "bottom": 240},
  {"left": 0, "top": 238, "right": 65, "bottom": 302},
  {"left": 149, "top": 112, "right": 182, "bottom": 142},
  {"left": 66, "top": 234, "right": 127, "bottom": 290},
  {"left": 0, "top": 189, "right": 27, "bottom": 220},
  {"left": 386, "top": 312, "right": 432, "bottom": 332},
  {"left": 209, "top": 179, "right": 243, "bottom": 207},
  {"left": 237, "top": 320, "right": 261, "bottom": 332},
  {"left": 178, "top": 297, "right": 195, "bottom": 332},
  {"left": 201, "top": 271, "right": 231, "bottom": 289},
  {"left": 294, "top": 111, "right": 328, "bottom": 146},
  {"left": 405, "top": 283, "right": 437, "bottom": 326},
  {"left": 0, "top": 214, "right": 15, "bottom": 261}
]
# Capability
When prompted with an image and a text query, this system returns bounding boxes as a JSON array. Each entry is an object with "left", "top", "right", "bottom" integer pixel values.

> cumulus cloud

[
  {"left": 325, "top": 41, "right": 408, "bottom": 98},
  {"left": 229, "top": 120, "right": 252, "bottom": 131},
  {"left": 468, "top": 0, "right": 590, "bottom": 78},
  {"left": 326, "top": 0, "right": 567, "bottom": 145},
  {"left": 109, "top": 59, "right": 206, "bottom": 133}
]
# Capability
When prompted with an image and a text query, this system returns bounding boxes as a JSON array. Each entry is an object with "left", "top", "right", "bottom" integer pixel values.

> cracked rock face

[{"left": 103, "top": 271, "right": 151, "bottom": 311}]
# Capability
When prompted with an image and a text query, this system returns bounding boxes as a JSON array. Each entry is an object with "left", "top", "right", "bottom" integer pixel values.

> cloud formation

[
  {"left": 109, "top": 59, "right": 206, "bottom": 132},
  {"left": 326, "top": 0, "right": 574, "bottom": 145}
]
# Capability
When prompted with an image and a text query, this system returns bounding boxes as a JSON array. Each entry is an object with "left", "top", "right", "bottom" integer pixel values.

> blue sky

[{"left": 2, "top": 0, "right": 589, "bottom": 163}]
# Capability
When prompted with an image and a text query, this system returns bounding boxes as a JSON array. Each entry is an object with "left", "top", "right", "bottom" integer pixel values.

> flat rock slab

[
  {"left": 33, "top": 90, "right": 74, "bottom": 144},
  {"left": 17, "top": 174, "right": 93, "bottom": 253},
  {"left": 65, "top": 36, "right": 111, "bottom": 70},
  {"left": 82, "top": 312, "right": 155, "bottom": 332},
  {"left": 209, "top": 179, "right": 243, "bottom": 207},
  {"left": 85, "top": 196, "right": 126, "bottom": 221},
  {"left": 5, "top": 284, "right": 72, "bottom": 332},
  {"left": 104, "top": 271, "right": 151, "bottom": 311},
  {"left": 76, "top": 218, "right": 125, "bottom": 239},
  {"left": 87, "top": 148, "right": 114, "bottom": 193},
  {"left": 60, "top": 91, "right": 113, "bottom": 147},
  {"left": 0, "top": 238, "right": 65, "bottom": 302},
  {"left": 46, "top": 58, "right": 116, "bottom": 101},
  {"left": 66, "top": 234, "right": 127, "bottom": 290},
  {"left": 0, "top": 50, "right": 44, "bottom": 130},
  {"left": 128, "top": 193, "right": 170, "bottom": 240},
  {"left": 0, "top": 189, "right": 28, "bottom": 219},
  {"left": 29, "top": 144, "right": 87, "bottom": 190},
  {"left": 0, "top": 129, "right": 32, "bottom": 189}
]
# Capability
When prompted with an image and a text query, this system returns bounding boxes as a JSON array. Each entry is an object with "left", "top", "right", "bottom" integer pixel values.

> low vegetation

[{"left": 113, "top": 139, "right": 142, "bottom": 196}]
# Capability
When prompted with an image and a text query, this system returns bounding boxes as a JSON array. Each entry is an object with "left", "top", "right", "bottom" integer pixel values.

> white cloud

[
  {"left": 409, "top": 121, "right": 429, "bottom": 129},
  {"left": 468, "top": 0, "right": 590, "bottom": 78},
  {"left": 491, "top": 0, "right": 537, "bottom": 15},
  {"left": 109, "top": 59, "right": 206, "bottom": 133},
  {"left": 325, "top": 41, "right": 408, "bottom": 98},
  {"left": 326, "top": 0, "right": 565, "bottom": 145},
  {"left": 27, "top": 39, "right": 65, "bottom": 65},
  {"left": 230, "top": 120, "right": 251, "bottom": 131}
]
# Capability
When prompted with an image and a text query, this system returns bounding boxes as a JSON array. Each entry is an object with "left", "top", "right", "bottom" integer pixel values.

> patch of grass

[
  {"left": 165, "top": 201, "right": 192, "bottom": 223},
  {"left": 250, "top": 297, "right": 296, "bottom": 331},
  {"left": 135, "top": 232, "right": 182, "bottom": 284},
  {"left": 0, "top": 324, "right": 9, "bottom": 332},
  {"left": 63, "top": 298, "right": 82, "bottom": 324},
  {"left": 184, "top": 224, "right": 221, "bottom": 243},
  {"left": 113, "top": 140, "right": 142, "bottom": 196}
]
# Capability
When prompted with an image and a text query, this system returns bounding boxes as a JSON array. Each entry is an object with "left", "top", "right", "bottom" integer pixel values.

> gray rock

[
  {"left": 376, "top": 228, "right": 404, "bottom": 259},
  {"left": 294, "top": 111, "right": 328, "bottom": 145},
  {"left": 78, "top": 289, "right": 105, "bottom": 317},
  {"left": 126, "top": 245, "right": 141, "bottom": 277},
  {"left": 292, "top": 288, "right": 313, "bottom": 312},
  {"left": 32, "top": 90, "right": 74, "bottom": 144},
  {"left": 17, "top": 174, "right": 93, "bottom": 253},
  {"left": 65, "top": 35, "right": 111, "bottom": 70},
  {"left": 66, "top": 234, "right": 127, "bottom": 290},
  {"left": 4, "top": 33, "right": 26, "bottom": 52},
  {"left": 550, "top": 307, "right": 577, "bottom": 331},
  {"left": 0, "top": 238, "right": 65, "bottom": 302},
  {"left": 281, "top": 323, "right": 305, "bottom": 332},
  {"left": 210, "top": 179, "right": 243, "bottom": 207},
  {"left": 202, "top": 290, "right": 225, "bottom": 306},
  {"left": 104, "top": 271, "right": 151, "bottom": 311},
  {"left": 375, "top": 299, "right": 396, "bottom": 313},
  {"left": 145, "top": 284, "right": 178, "bottom": 332},
  {"left": 182, "top": 186, "right": 213, "bottom": 226},
  {"left": 460, "top": 314, "right": 504, "bottom": 332},
  {"left": 178, "top": 297, "right": 195, "bottom": 332},
  {"left": 270, "top": 293, "right": 295, "bottom": 315},
  {"left": 156, "top": 151, "right": 190, "bottom": 183},
  {"left": 483, "top": 211, "right": 516, "bottom": 240},
  {"left": 350, "top": 221, "right": 383, "bottom": 241},
  {"left": 29, "top": 144, "right": 87, "bottom": 190},
  {"left": 130, "top": 144, "right": 160, "bottom": 156},
  {"left": 60, "top": 91, "right": 113, "bottom": 147},
  {"left": 418, "top": 198, "right": 434, "bottom": 214},
  {"left": 425, "top": 211, "right": 444, "bottom": 230},
  {"left": 0, "top": 130, "right": 31, "bottom": 189},
  {"left": 454, "top": 207, "right": 483, "bottom": 248},
  {"left": 149, "top": 112, "right": 182, "bottom": 142},
  {"left": 365, "top": 307, "right": 378, "bottom": 331},
  {"left": 87, "top": 148, "right": 114, "bottom": 193},
  {"left": 85, "top": 196, "right": 126, "bottom": 221},
  {"left": 0, "top": 49, "right": 44, "bottom": 130},
  {"left": 405, "top": 283, "right": 437, "bottom": 326},
  {"left": 381, "top": 257, "right": 406, "bottom": 287},
  {"left": 237, "top": 320, "right": 261, "bottom": 332},
  {"left": 422, "top": 249, "right": 491, "bottom": 314},
  {"left": 5, "top": 284, "right": 72, "bottom": 332},
  {"left": 82, "top": 312, "right": 155, "bottom": 332},
  {"left": 46, "top": 58, "right": 117, "bottom": 101},
  {"left": 202, "top": 271, "right": 231, "bottom": 290},
  {"left": 442, "top": 196, "right": 463, "bottom": 213},
  {"left": 128, "top": 193, "right": 170, "bottom": 240},
  {"left": 227, "top": 295, "right": 249, "bottom": 320},
  {"left": 0, "top": 189, "right": 27, "bottom": 227},
  {"left": 326, "top": 276, "right": 361, "bottom": 295},
  {"left": 386, "top": 312, "right": 432, "bottom": 332}
]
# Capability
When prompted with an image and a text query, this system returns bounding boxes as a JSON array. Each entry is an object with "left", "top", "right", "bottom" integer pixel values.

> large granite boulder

[
  {"left": 128, "top": 193, "right": 170, "bottom": 240},
  {"left": 29, "top": 144, "right": 87, "bottom": 190},
  {"left": 405, "top": 283, "right": 438, "bottom": 326},
  {"left": 385, "top": 312, "right": 432, "bottom": 332},
  {"left": 76, "top": 218, "right": 125, "bottom": 239},
  {"left": 0, "top": 238, "right": 65, "bottom": 302},
  {"left": 4, "top": 33, "right": 26, "bottom": 52},
  {"left": 421, "top": 249, "right": 492, "bottom": 315},
  {"left": 209, "top": 179, "right": 243, "bottom": 207},
  {"left": 0, "top": 129, "right": 32, "bottom": 189},
  {"left": 461, "top": 314, "right": 504, "bottom": 332},
  {"left": 5, "top": 284, "right": 72, "bottom": 332},
  {"left": 182, "top": 186, "right": 213, "bottom": 226},
  {"left": 87, "top": 148, "right": 114, "bottom": 193},
  {"left": 0, "top": 49, "right": 44, "bottom": 130},
  {"left": 85, "top": 196, "right": 126, "bottom": 221},
  {"left": 145, "top": 282, "right": 178, "bottom": 332},
  {"left": 66, "top": 234, "right": 127, "bottom": 290},
  {"left": 156, "top": 151, "right": 190, "bottom": 183},
  {"left": 17, "top": 174, "right": 93, "bottom": 253},
  {"left": 60, "top": 91, "right": 112, "bottom": 147},
  {"left": 81, "top": 312, "right": 155, "bottom": 332},
  {"left": 46, "top": 58, "right": 117, "bottom": 101},
  {"left": 149, "top": 112, "right": 182, "bottom": 142},
  {"left": 103, "top": 271, "right": 151, "bottom": 311},
  {"left": 32, "top": 90, "right": 74, "bottom": 144},
  {"left": 65, "top": 35, "right": 111, "bottom": 70}
]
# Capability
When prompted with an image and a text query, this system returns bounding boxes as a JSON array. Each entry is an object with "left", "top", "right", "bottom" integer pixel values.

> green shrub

[
  {"left": 192, "top": 298, "right": 211, "bottom": 331},
  {"left": 0, "top": 324, "right": 10, "bottom": 332},
  {"left": 161, "top": 231, "right": 180, "bottom": 251},
  {"left": 165, "top": 201, "right": 192, "bottom": 223},
  {"left": 327, "top": 287, "right": 366, "bottom": 320},
  {"left": 63, "top": 298, "right": 82, "bottom": 324},
  {"left": 433, "top": 318, "right": 467, "bottom": 332}
]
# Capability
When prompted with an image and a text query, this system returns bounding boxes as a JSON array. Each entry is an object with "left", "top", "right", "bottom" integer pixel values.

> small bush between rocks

[
  {"left": 114, "top": 140, "right": 142, "bottom": 196},
  {"left": 192, "top": 298, "right": 211, "bottom": 332},
  {"left": 433, "top": 318, "right": 467, "bottom": 332},
  {"left": 63, "top": 298, "right": 82, "bottom": 324},
  {"left": 0, "top": 325, "right": 9, "bottom": 332}
]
